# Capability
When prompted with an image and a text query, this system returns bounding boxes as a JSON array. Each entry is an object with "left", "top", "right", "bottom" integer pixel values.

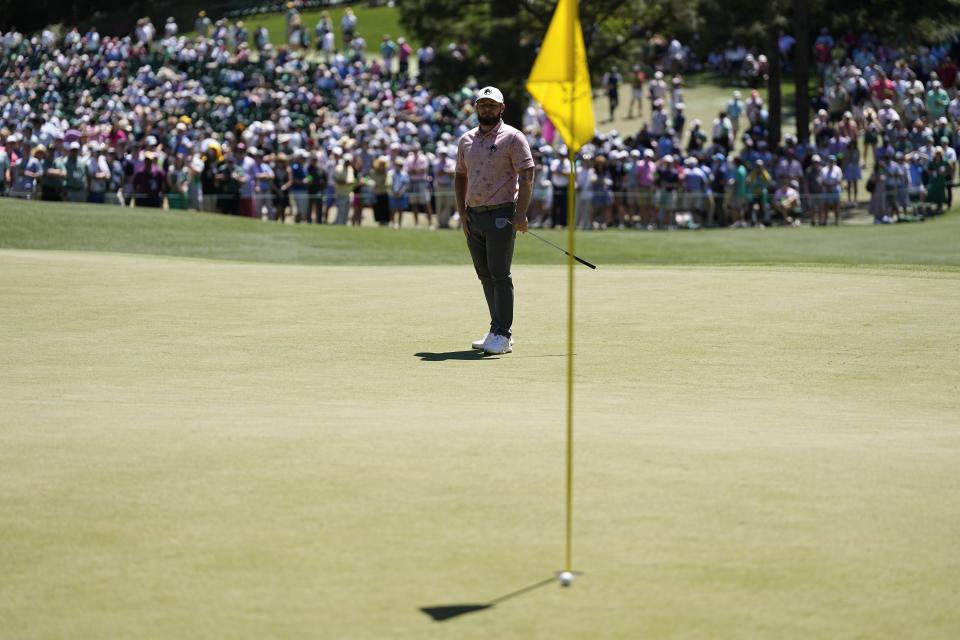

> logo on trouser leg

[{"left": 495, "top": 217, "right": 510, "bottom": 229}]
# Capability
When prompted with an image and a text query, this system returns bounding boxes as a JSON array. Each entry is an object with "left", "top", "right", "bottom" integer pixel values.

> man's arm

[
  {"left": 455, "top": 171, "right": 469, "bottom": 237},
  {"left": 513, "top": 167, "right": 535, "bottom": 233}
]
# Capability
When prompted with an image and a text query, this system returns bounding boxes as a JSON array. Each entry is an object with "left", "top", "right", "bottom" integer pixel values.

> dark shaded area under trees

[{"left": 401, "top": 0, "right": 960, "bottom": 141}]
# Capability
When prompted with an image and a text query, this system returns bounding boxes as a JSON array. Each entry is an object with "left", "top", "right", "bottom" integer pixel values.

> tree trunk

[
  {"left": 490, "top": 0, "right": 527, "bottom": 130},
  {"left": 793, "top": 0, "right": 810, "bottom": 144},
  {"left": 767, "top": 17, "right": 782, "bottom": 148}
]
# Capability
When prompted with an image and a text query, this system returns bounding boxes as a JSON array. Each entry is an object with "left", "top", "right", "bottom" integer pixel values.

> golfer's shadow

[
  {"left": 414, "top": 350, "right": 499, "bottom": 361},
  {"left": 420, "top": 576, "right": 556, "bottom": 622}
]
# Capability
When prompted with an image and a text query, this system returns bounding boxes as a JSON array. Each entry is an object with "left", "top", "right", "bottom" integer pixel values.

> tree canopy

[{"left": 400, "top": 0, "right": 960, "bottom": 135}]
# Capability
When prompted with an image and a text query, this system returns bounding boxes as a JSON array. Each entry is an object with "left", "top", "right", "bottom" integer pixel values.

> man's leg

[
  {"left": 484, "top": 211, "right": 517, "bottom": 337},
  {"left": 465, "top": 216, "right": 496, "bottom": 330}
]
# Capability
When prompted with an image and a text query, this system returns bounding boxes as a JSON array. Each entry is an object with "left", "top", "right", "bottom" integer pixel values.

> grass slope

[
  {"left": 1, "top": 252, "right": 958, "bottom": 638},
  {"left": 1, "top": 198, "right": 958, "bottom": 269},
  {"left": 185, "top": 5, "right": 411, "bottom": 53}
]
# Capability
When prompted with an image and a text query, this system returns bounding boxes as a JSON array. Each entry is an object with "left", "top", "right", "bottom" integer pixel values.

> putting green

[{"left": 1, "top": 250, "right": 958, "bottom": 639}]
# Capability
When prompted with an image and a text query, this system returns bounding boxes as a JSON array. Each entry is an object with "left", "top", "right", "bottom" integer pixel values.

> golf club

[{"left": 507, "top": 221, "right": 597, "bottom": 269}]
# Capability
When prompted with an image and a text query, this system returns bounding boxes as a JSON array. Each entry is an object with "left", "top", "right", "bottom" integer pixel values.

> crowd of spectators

[
  {"left": 557, "top": 28, "right": 960, "bottom": 228},
  {"left": 1, "top": 15, "right": 958, "bottom": 229}
]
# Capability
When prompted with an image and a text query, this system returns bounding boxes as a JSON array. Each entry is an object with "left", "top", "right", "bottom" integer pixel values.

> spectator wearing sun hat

[
  {"left": 332, "top": 148, "right": 355, "bottom": 225},
  {"left": 820, "top": 154, "right": 844, "bottom": 226},
  {"left": 165, "top": 153, "right": 189, "bottom": 210},
  {"left": 62, "top": 142, "right": 88, "bottom": 203},
  {"left": 86, "top": 142, "right": 111, "bottom": 204},
  {"left": 239, "top": 146, "right": 259, "bottom": 218},
  {"left": 433, "top": 144, "right": 458, "bottom": 228},
  {"left": 648, "top": 70, "right": 667, "bottom": 111},
  {"left": 926, "top": 80, "right": 950, "bottom": 120},
  {"left": 287, "top": 148, "right": 310, "bottom": 223},
  {"left": 388, "top": 156, "right": 410, "bottom": 228},
  {"left": 9, "top": 144, "right": 42, "bottom": 199},
  {"left": 369, "top": 155, "right": 391, "bottom": 226}
]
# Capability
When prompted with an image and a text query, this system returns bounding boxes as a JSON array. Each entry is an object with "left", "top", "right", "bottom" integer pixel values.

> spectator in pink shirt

[
  {"left": 634, "top": 148, "right": 657, "bottom": 227},
  {"left": 404, "top": 144, "right": 433, "bottom": 228}
]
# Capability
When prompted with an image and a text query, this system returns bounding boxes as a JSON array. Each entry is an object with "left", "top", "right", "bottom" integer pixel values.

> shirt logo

[{"left": 488, "top": 144, "right": 497, "bottom": 153}]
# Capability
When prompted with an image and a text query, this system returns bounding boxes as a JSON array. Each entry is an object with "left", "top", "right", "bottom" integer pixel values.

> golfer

[{"left": 455, "top": 86, "right": 535, "bottom": 355}]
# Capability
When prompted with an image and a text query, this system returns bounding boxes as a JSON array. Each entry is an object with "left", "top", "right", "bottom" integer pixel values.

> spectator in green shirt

[{"left": 63, "top": 142, "right": 88, "bottom": 203}]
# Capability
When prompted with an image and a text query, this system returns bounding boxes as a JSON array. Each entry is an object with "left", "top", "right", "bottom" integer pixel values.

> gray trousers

[{"left": 466, "top": 204, "right": 516, "bottom": 337}]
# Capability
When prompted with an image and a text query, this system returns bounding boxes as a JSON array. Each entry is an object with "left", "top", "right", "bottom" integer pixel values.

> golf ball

[{"left": 559, "top": 571, "right": 574, "bottom": 587}]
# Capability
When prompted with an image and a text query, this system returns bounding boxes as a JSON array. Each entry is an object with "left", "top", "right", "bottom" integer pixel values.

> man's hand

[
  {"left": 512, "top": 210, "right": 528, "bottom": 233},
  {"left": 460, "top": 210, "right": 471, "bottom": 237}
]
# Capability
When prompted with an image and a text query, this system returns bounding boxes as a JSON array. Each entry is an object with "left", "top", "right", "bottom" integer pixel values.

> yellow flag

[{"left": 526, "top": 0, "right": 595, "bottom": 153}]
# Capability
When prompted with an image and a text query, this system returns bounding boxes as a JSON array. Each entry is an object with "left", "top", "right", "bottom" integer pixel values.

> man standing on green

[{"left": 455, "top": 86, "right": 535, "bottom": 355}]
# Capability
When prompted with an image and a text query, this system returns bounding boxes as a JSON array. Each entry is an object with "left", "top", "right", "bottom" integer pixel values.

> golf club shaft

[{"left": 511, "top": 223, "right": 597, "bottom": 269}]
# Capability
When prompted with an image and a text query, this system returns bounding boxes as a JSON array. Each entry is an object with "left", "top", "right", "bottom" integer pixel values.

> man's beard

[{"left": 478, "top": 113, "right": 501, "bottom": 126}]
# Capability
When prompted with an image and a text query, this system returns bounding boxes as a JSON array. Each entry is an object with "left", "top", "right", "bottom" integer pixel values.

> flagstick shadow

[{"left": 420, "top": 576, "right": 557, "bottom": 622}]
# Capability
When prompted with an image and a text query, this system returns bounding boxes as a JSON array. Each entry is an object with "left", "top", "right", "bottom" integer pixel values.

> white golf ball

[{"left": 559, "top": 571, "right": 574, "bottom": 587}]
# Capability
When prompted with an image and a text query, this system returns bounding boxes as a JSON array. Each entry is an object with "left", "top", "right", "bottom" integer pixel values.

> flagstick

[{"left": 564, "top": 0, "right": 577, "bottom": 576}]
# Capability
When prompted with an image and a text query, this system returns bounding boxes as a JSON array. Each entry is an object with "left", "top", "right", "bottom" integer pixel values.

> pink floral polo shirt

[{"left": 456, "top": 120, "right": 534, "bottom": 207}]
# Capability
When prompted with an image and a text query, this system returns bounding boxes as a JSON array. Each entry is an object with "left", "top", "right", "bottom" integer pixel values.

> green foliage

[
  {"left": 399, "top": 0, "right": 648, "bottom": 85},
  {"left": 399, "top": 0, "right": 960, "bottom": 118}
]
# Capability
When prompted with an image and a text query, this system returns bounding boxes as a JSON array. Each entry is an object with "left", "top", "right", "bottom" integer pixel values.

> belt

[{"left": 467, "top": 201, "right": 514, "bottom": 213}]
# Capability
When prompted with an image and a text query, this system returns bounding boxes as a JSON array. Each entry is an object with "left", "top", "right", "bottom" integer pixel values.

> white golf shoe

[
  {"left": 472, "top": 332, "right": 493, "bottom": 350},
  {"left": 483, "top": 334, "right": 513, "bottom": 355}
]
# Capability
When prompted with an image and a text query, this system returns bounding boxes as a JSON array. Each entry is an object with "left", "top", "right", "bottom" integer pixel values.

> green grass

[
  {"left": 1, "top": 251, "right": 958, "bottom": 638},
  {"left": 185, "top": 5, "right": 412, "bottom": 54},
  {"left": 2, "top": 198, "right": 959, "bottom": 637},
  {"left": 600, "top": 75, "right": 799, "bottom": 144},
  {"left": 2, "top": 198, "right": 959, "bottom": 269}
]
